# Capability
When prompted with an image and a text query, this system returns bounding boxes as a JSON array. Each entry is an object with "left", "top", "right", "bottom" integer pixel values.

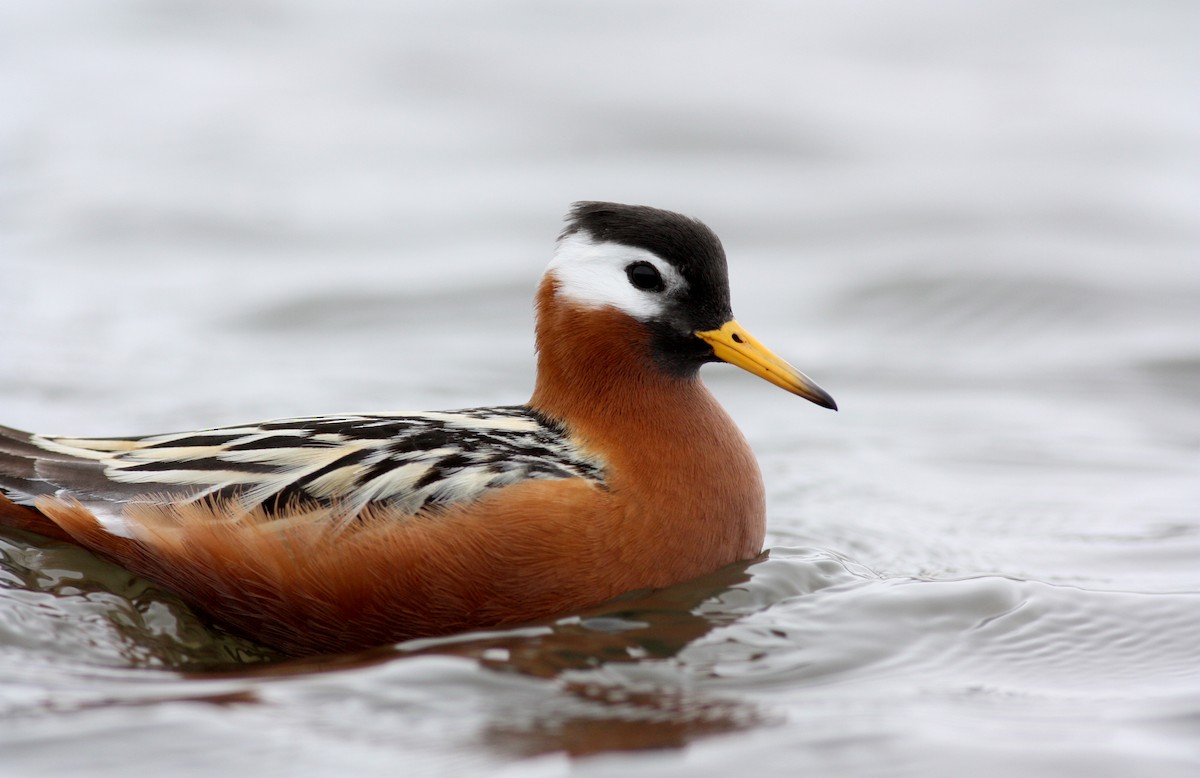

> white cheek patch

[{"left": 545, "top": 233, "right": 685, "bottom": 321}]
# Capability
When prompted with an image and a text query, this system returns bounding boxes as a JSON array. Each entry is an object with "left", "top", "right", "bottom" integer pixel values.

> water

[{"left": 1, "top": 1, "right": 1198, "bottom": 775}]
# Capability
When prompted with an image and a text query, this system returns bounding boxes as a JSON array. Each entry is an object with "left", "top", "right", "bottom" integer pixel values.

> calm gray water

[{"left": 1, "top": 2, "right": 1198, "bottom": 776}]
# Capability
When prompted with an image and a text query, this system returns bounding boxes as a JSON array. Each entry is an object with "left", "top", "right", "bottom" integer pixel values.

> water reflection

[
  {"left": 0, "top": 530, "right": 275, "bottom": 669},
  {"left": 259, "top": 548, "right": 862, "bottom": 755},
  {"left": 411, "top": 556, "right": 769, "bottom": 753},
  {"left": 482, "top": 678, "right": 773, "bottom": 757},
  {"left": 146, "top": 548, "right": 862, "bottom": 755}
]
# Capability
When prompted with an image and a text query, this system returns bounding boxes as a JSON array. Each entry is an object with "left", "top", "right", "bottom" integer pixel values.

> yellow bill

[{"left": 695, "top": 320, "right": 837, "bottom": 410}]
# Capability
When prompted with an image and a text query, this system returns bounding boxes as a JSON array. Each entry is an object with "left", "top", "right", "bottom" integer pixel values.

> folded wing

[{"left": 0, "top": 407, "right": 605, "bottom": 531}]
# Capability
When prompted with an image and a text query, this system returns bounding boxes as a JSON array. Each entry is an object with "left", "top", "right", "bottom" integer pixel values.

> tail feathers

[
  {"left": 0, "top": 450, "right": 38, "bottom": 488},
  {"left": 0, "top": 426, "right": 50, "bottom": 505},
  {"left": 0, "top": 425, "right": 126, "bottom": 543},
  {"left": 0, "top": 424, "right": 206, "bottom": 546},
  {"left": 0, "top": 424, "right": 111, "bottom": 506},
  {"left": 0, "top": 424, "right": 79, "bottom": 461}
]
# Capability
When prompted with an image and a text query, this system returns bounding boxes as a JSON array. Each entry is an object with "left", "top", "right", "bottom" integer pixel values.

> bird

[{"left": 0, "top": 201, "right": 836, "bottom": 656}]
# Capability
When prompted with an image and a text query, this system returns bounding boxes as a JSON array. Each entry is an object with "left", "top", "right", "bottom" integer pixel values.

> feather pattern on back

[{"left": 0, "top": 407, "right": 605, "bottom": 523}]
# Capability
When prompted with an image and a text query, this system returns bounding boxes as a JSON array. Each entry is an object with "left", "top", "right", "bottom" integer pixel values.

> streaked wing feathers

[{"left": 2, "top": 407, "right": 604, "bottom": 519}]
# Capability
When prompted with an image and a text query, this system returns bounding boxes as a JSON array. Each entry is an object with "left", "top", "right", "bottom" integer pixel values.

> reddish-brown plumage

[
  {"left": 0, "top": 493, "right": 75, "bottom": 543},
  {"left": 0, "top": 279, "right": 766, "bottom": 656},
  {"left": 528, "top": 278, "right": 766, "bottom": 583}
]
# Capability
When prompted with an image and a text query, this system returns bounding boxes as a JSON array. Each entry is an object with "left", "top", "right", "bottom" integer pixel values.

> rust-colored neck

[
  {"left": 529, "top": 279, "right": 706, "bottom": 448},
  {"left": 528, "top": 278, "right": 765, "bottom": 567}
]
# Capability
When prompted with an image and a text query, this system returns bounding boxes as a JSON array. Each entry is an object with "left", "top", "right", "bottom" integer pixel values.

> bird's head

[{"left": 542, "top": 201, "right": 836, "bottom": 410}]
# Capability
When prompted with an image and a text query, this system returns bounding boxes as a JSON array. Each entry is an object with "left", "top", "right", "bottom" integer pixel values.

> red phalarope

[{"left": 0, "top": 202, "right": 836, "bottom": 655}]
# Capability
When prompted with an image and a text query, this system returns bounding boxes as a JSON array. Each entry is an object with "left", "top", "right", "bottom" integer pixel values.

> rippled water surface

[{"left": 1, "top": 2, "right": 1198, "bottom": 776}]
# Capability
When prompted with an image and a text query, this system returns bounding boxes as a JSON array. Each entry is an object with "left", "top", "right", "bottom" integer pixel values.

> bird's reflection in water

[
  {"left": 180, "top": 552, "right": 788, "bottom": 756},
  {"left": 482, "top": 677, "right": 771, "bottom": 757},
  {"left": 248, "top": 552, "right": 774, "bottom": 755},
  {"left": 407, "top": 552, "right": 772, "bottom": 755}
]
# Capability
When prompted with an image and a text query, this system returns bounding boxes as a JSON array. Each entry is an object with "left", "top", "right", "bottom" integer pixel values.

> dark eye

[{"left": 625, "top": 261, "right": 665, "bottom": 293}]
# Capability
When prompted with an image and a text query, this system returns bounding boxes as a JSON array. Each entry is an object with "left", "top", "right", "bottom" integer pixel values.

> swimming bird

[{"left": 0, "top": 202, "right": 835, "bottom": 656}]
